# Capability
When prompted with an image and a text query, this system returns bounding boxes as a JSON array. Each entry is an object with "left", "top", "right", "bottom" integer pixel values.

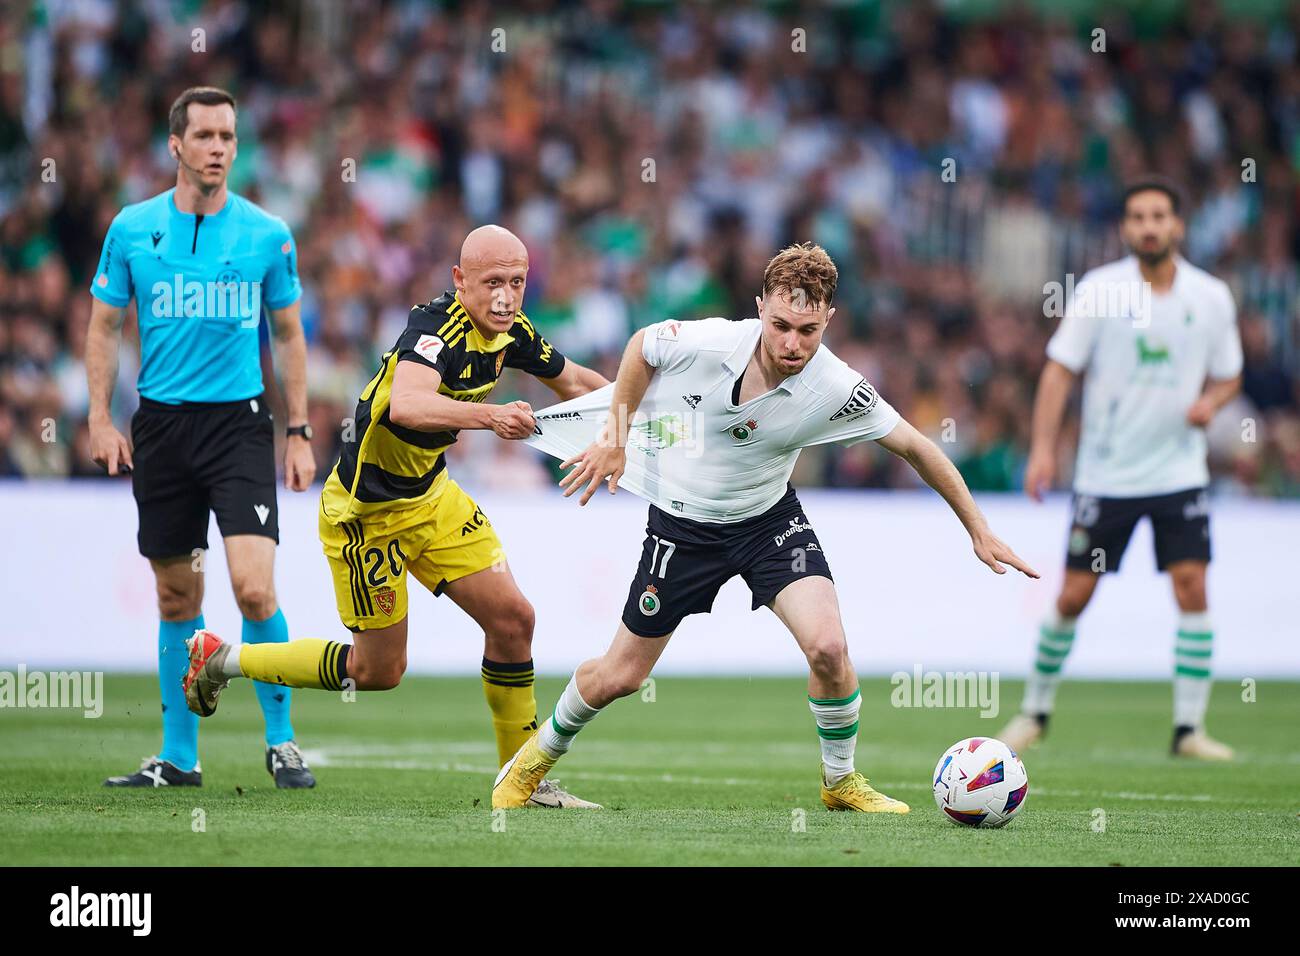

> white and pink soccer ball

[{"left": 932, "top": 736, "right": 1029, "bottom": 828}]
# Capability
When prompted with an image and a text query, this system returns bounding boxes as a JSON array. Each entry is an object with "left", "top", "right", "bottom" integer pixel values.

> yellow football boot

[
  {"left": 492, "top": 731, "right": 557, "bottom": 809},
  {"left": 820, "top": 770, "right": 910, "bottom": 813}
]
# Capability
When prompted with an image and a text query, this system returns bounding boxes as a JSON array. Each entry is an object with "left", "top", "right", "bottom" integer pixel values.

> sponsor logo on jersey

[
  {"left": 151, "top": 230, "right": 164, "bottom": 248},
  {"left": 495, "top": 350, "right": 506, "bottom": 375},
  {"left": 538, "top": 411, "right": 583, "bottom": 421},
  {"left": 374, "top": 585, "right": 396, "bottom": 616},
  {"left": 459, "top": 506, "right": 488, "bottom": 536},
  {"left": 830, "top": 379, "right": 878, "bottom": 421},
  {"left": 459, "top": 364, "right": 473, "bottom": 379},
  {"left": 1183, "top": 491, "right": 1209, "bottom": 520},
  {"left": 682, "top": 394, "right": 702, "bottom": 409},
  {"left": 1135, "top": 335, "right": 1170, "bottom": 365},
  {"left": 639, "top": 584, "right": 661, "bottom": 616},
  {"left": 414, "top": 334, "right": 444, "bottom": 363},
  {"left": 632, "top": 414, "right": 690, "bottom": 452},
  {"left": 773, "top": 516, "right": 813, "bottom": 547}
]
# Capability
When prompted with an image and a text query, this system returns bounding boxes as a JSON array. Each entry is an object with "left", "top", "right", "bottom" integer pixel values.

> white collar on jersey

[{"left": 719, "top": 318, "right": 819, "bottom": 395}]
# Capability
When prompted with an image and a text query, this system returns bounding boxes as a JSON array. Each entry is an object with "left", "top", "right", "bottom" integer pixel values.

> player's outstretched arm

[
  {"left": 389, "top": 360, "right": 534, "bottom": 439},
  {"left": 1024, "top": 359, "right": 1076, "bottom": 502},
  {"left": 86, "top": 297, "right": 133, "bottom": 476},
  {"left": 560, "top": 328, "right": 655, "bottom": 505},
  {"left": 876, "top": 418, "right": 1040, "bottom": 579},
  {"left": 538, "top": 358, "right": 610, "bottom": 400}
]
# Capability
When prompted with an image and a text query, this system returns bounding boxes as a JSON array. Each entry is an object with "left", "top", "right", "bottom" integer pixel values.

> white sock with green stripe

[
  {"left": 538, "top": 674, "right": 601, "bottom": 758},
  {"left": 1174, "top": 611, "right": 1214, "bottom": 728},
  {"left": 1022, "top": 610, "right": 1078, "bottom": 715},
  {"left": 809, "top": 688, "right": 860, "bottom": 785}
]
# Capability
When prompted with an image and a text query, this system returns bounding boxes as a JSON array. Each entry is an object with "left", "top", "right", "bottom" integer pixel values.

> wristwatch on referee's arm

[{"left": 286, "top": 424, "right": 313, "bottom": 441}]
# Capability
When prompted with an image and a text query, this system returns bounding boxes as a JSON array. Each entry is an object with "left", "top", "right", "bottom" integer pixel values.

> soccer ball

[{"left": 932, "top": 736, "right": 1028, "bottom": 828}]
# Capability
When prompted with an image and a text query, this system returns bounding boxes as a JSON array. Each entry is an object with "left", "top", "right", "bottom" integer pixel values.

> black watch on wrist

[{"left": 286, "top": 424, "right": 313, "bottom": 440}]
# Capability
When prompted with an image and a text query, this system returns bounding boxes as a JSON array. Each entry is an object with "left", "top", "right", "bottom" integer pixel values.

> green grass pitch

[{"left": 1, "top": 675, "right": 1295, "bottom": 866}]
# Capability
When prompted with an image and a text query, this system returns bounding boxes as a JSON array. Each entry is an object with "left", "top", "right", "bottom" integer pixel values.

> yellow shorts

[{"left": 319, "top": 478, "right": 504, "bottom": 631}]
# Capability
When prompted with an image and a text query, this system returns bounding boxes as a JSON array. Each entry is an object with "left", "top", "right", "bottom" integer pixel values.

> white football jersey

[
  {"left": 1046, "top": 255, "right": 1242, "bottom": 498},
  {"left": 526, "top": 317, "right": 900, "bottom": 522}
]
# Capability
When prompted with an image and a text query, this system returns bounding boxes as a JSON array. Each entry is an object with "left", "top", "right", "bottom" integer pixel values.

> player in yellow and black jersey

[
  {"left": 181, "top": 226, "right": 610, "bottom": 807},
  {"left": 320, "top": 286, "right": 565, "bottom": 524}
]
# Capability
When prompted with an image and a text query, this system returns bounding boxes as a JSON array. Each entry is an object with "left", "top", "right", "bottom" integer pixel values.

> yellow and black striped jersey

[{"left": 320, "top": 290, "right": 565, "bottom": 522}]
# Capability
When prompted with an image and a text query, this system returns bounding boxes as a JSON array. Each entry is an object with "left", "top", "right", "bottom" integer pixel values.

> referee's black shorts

[{"left": 130, "top": 393, "right": 279, "bottom": 560}]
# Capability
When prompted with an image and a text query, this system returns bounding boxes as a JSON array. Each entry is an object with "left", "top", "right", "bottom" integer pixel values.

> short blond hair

[{"left": 762, "top": 242, "right": 838, "bottom": 308}]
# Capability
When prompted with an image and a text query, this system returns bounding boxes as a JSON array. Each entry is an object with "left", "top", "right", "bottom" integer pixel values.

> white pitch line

[
  {"left": 301, "top": 751, "right": 761, "bottom": 787},
  {"left": 301, "top": 750, "right": 1228, "bottom": 802}
]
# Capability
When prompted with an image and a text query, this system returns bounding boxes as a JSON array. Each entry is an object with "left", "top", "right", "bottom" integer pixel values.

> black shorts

[
  {"left": 130, "top": 394, "right": 279, "bottom": 559},
  {"left": 621, "top": 484, "right": 833, "bottom": 638},
  {"left": 1065, "top": 487, "right": 1210, "bottom": 574}
]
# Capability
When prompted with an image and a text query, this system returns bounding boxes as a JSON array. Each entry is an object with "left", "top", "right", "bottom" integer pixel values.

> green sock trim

[
  {"left": 1034, "top": 660, "right": 1063, "bottom": 674},
  {"left": 549, "top": 715, "right": 578, "bottom": 737},
  {"left": 1175, "top": 648, "right": 1213, "bottom": 659},
  {"left": 1036, "top": 643, "right": 1071, "bottom": 658},
  {"left": 816, "top": 721, "right": 859, "bottom": 740},
  {"left": 1175, "top": 664, "right": 1212, "bottom": 679},
  {"left": 808, "top": 688, "right": 861, "bottom": 707},
  {"left": 1176, "top": 630, "right": 1213, "bottom": 641}
]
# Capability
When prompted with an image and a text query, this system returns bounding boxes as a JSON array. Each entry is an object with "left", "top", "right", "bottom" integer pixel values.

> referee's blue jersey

[{"left": 90, "top": 188, "right": 302, "bottom": 404}]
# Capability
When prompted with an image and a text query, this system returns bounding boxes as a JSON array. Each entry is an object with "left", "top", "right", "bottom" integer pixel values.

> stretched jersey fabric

[
  {"left": 526, "top": 317, "right": 899, "bottom": 523},
  {"left": 90, "top": 188, "right": 301, "bottom": 404},
  {"left": 321, "top": 291, "right": 566, "bottom": 523}
]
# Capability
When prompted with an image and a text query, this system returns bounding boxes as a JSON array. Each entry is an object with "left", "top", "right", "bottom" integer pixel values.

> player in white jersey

[
  {"left": 1001, "top": 178, "right": 1244, "bottom": 760},
  {"left": 494, "top": 243, "right": 1039, "bottom": 811}
]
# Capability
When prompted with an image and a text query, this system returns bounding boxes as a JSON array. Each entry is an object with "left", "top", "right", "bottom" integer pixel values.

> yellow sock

[
  {"left": 239, "top": 639, "right": 350, "bottom": 691},
  {"left": 481, "top": 657, "right": 538, "bottom": 766}
]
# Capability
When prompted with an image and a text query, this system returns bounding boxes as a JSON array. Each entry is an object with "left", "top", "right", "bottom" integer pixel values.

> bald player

[{"left": 181, "top": 226, "right": 610, "bottom": 807}]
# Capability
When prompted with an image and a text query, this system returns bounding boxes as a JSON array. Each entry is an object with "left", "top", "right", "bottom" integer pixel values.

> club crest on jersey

[
  {"left": 830, "top": 379, "right": 878, "bottom": 421},
  {"left": 414, "top": 334, "right": 444, "bottom": 363},
  {"left": 374, "top": 586, "right": 396, "bottom": 616},
  {"left": 682, "top": 394, "right": 702, "bottom": 409},
  {"left": 730, "top": 419, "right": 759, "bottom": 442},
  {"left": 639, "top": 585, "right": 661, "bottom": 616}
]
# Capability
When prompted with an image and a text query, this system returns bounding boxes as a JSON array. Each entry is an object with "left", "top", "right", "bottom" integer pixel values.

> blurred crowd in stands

[{"left": 2, "top": 0, "right": 1298, "bottom": 496}]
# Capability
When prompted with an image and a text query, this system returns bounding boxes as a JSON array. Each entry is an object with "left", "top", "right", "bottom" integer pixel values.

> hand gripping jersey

[
  {"left": 526, "top": 317, "right": 899, "bottom": 523},
  {"left": 321, "top": 291, "right": 565, "bottom": 523}
]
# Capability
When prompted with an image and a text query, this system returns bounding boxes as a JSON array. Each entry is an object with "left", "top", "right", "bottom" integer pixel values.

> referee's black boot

[
  {"left": 104, "top": 756, "right": 202, "bottom": 788},
  {"left": 267, "top": 740, "right": 316, "bottom": 789}
]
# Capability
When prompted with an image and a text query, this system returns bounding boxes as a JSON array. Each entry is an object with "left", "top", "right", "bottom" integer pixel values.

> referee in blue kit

[{"left": 86, "top": 87, "right": 317, "bottom": 788}]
